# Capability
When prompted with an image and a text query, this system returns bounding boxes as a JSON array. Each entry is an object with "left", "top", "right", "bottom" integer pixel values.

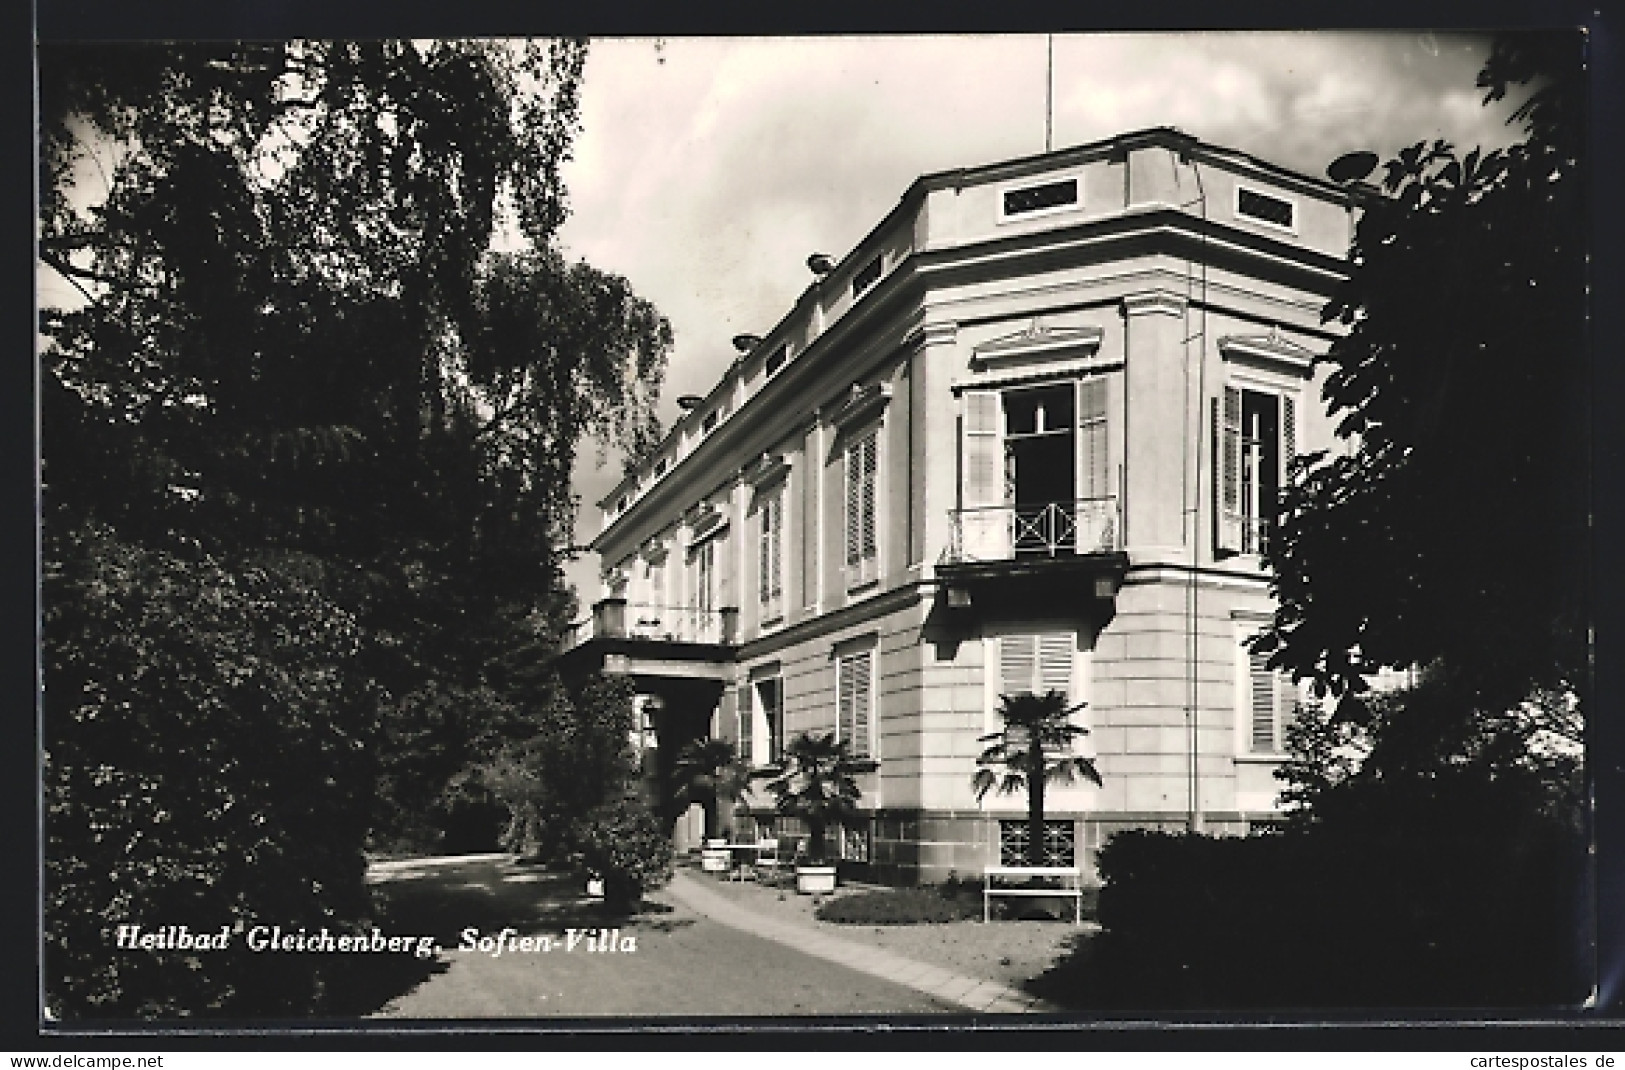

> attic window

[
  {"left": 852, "top": 254, "right": 883, "bottom": 298},
  {"left": 765, "top": 344, "right": 788, "bottom": 377},
  {"left": 1002, "top": 177, "right": 1079, "bottom": 217},
  {"left": 1237, "top": 187, "right": 1295, "bottom": 230},
  {"left": 617, "top": 495, "right": 629, "bottom": 513},
  {"left": 702, "top": 410, "right": 719, "bottom": 433},
  {"left": 654, "top": 457, "right": 669, "bottom": 477}
]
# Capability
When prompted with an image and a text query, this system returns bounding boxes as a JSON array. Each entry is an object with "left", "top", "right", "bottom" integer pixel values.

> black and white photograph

[{"left": 35, "top": 28, "right": 1598, "bottom": 1031}]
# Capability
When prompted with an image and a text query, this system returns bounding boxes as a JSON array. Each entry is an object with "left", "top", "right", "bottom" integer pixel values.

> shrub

[
  {"left": 569, "top": 796, "right": 673, "bottom": 913},
  {"left": 815, "top": 884, "right": 981, "bottom": 925},
  {"left": 1073, "top": 809, "right": 1587, "bottom": 1010}
]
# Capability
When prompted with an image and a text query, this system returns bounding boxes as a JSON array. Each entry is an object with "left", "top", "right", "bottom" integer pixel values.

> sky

[{"left": 553, "top": 31, "right": 1527, "bottom": 603}]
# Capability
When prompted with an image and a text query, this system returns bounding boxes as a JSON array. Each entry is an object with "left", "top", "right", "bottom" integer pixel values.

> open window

[{"left": 1214, "top": 384, "right": 1295, "bottom": 557}]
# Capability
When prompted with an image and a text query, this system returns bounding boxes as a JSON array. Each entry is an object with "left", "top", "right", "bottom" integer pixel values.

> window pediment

[
  {"left": 683, "top": 501, "right": 728, "bottom": 541},
  {"left": 828, "top": 381, "right": 893, "bottom": 436},
  {"left": 1219, "top": 329, "right": 1317, "bottom": 379},
  {"left": 742, "top": 451, "right": 792, "bottom": 497},
  {"left": 956, "top": 318, "right": 1110, "bottom": 394}
]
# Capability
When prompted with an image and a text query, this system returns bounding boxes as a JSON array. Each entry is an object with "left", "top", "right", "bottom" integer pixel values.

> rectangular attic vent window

[
  {"left": 765, "top": 344, "right": 788, "bottom": 377},
  {"left": 1237, "top": 187, "right": 1295, "bottom": 229},
  {"left": 702, "top": 409, "right": 719, "bottom": 433},
  {"left": 852, "top": 254, "right": 883, "bottom": 298},
  {"left": 1003, "top": 177, "right": 1078, "bottom": 217},
  {"left": 654, "top": 457, "right": 669, "bottom": 477}
]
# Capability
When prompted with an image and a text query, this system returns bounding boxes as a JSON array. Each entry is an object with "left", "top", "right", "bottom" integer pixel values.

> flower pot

[
  {"left": 795, "top": 864, "right": 837, "bottom": 895},
  {"left": 700, "top": 847, "right": 730, "bottom": 873}
]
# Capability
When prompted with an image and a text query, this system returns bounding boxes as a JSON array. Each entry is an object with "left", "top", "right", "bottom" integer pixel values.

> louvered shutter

[
  {"left": 850, "top": 651, "right": 872, "bottom": 759},
  {"left": 1037, "top": 632, "right": 1073, "bottom": 700},
  {"left": 758, "top": 499, "right": 772, "bottom": 606},
  {"left": 737, "top": 683, "right": 755, "bottom": 764},
  {"left": 845, "top": 445, "right": 862, "bottom": 568},
  {"left": 859, "top": 435, "right": 877, "bottom": 580},
  {"left": 837, "top": 652, "right": 873, "bottom": 759},
  {"left": 961, "top": 391, "right": 1007, "bottom": 559},
  {"left": 1281, "top": 393, "right": 1296, "bottom": 481},
  {"left": 1214, "top": 386, "right": 1243, "bottom": 554},
  {"left": 801, "top": 442, "right": 818, "bottom": 608},
  {"left": 770, "top": 495, "right": 783, "bottom": 603},
  {"left": 1077, "top": 377, "right": 1109, "bottom": 499},
  {"left": 999, "top": 634, "right": 1038, "bottom": 696},
  {"left": 1248, "top": 649, "right": 1278, "bottom": 753}
]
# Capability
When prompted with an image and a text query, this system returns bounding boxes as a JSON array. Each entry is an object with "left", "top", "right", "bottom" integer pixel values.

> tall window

[
  {"left": 836, "top": 649, "right": 874, "bottom": 760},
  {"left": 844, "top": 431, "right": 879, "bottom": 588},
  {"left": 757, "top": 489, "right": 784, "bottom": 621},
  {"left": 690, "top": 537, "right": 716, "bottom": 640},
  {"left": 1216, "top": 385, "right": 1295, "bottom": 556}
]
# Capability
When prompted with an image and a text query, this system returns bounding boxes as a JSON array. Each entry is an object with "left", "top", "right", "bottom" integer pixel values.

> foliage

[
  {"left": 764, "top": 733, "right": 863, "bottom": 863},
  {"left": 1257, "top": 33, "right": 1586, "bottom": 714},
  {"left": 568, "top": 796, "right": 674, "bottom": 913},
  {"left": 1070, "top": 816, "right": 1586, "bottom": 1010},
  {"left": 972, "top": 691, "right": 1101, "bottom": 867},
  {"left": 479, "top": 673, "right": 640, "bottom": 859},
  {"left": 814, "top": 885, "right": 983, "bottom": 925},
  {"left": 669, "top": 738, "right": 754, "bottom": 840},
  {"left": 44, "top": 526, "right": 374, "bottom": 1018},
  {"left": 38, "top": 40, "right": 672, "bottom": 1017}
]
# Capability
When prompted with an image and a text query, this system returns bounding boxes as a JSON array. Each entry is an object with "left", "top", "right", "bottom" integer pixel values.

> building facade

[{"left": 560, "top": 127, "right": 1355, "bottom": 884}]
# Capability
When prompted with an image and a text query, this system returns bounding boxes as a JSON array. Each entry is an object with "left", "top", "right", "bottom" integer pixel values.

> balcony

[
  {"left": 564, "top": 599, "right": 739, "bottom": 651},
  {"left": 944, "top": 497, "right": 1120, "bottom": 564},
  {"left": 937, "top": 498, "right": 1127, "bottom": 613}
]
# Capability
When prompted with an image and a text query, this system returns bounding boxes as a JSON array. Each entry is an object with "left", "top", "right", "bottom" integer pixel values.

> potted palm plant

[
  {"left": 670, "top": 737, "right": 753, "bottom": 872},
  {"left": 765, "top": 731, "right": 863, "bottom": 894},
  {"left": 973, "top": 690, "right": 1101, "bottom": 884}
]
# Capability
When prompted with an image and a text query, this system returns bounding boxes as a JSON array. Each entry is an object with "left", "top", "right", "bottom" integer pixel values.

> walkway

[{"left": 666, "top": 871, "right": 1061, "bottom": 1014}]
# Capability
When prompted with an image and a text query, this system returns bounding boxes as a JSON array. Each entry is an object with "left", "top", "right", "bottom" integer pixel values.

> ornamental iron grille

[{"left": 999, "top": 819, "right": 1076, "bottom": 867}]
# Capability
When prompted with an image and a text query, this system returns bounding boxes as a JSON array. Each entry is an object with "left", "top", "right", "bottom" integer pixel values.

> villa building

[{"left": 559, "top": 127, "right": 1358, "bottom": 884}]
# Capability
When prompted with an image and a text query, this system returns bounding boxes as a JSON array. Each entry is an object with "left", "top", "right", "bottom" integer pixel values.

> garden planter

[{"left": 795, "top": 864, "right": 837, "bottom": 895}]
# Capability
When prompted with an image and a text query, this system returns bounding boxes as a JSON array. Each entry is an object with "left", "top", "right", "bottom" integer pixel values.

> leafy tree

[
  {"left": 38, "top": 40, "right": 671, "bottom": 1017},
  {"left": 669, "top": 737, "right": 754, "bottom": 841},
  {"left": 972, "top": 691, "right": 1101, "bottom": 867},
  {"left": 1258, "top": 32, "right": 1585, "bottom": 717},
  {"left": 764, "top": 732, "right": 864, "bottom": 863},
  {"left": 44, "top": 525, "right": 374, "bottom": 1017}
]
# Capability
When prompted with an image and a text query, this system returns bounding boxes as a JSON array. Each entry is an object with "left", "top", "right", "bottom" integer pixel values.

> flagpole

[{"left": 1045, "top": 34, "right": 1054, "bottom": 152}]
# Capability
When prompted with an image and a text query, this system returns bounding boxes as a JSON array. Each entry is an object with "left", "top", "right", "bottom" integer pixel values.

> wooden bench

[{"left": 983, "top": 865, "right": 1086, "bottom": 924}]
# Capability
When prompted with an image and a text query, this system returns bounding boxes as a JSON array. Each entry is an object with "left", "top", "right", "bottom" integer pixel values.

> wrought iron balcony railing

[{"left": 943, "top": 497, "right": 1120, "bottom": 565}]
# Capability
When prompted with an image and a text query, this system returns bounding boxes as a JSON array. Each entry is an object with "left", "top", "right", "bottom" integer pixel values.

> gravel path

[{"left": 688, "top": 865, "right": 1095, "bottom": 993}]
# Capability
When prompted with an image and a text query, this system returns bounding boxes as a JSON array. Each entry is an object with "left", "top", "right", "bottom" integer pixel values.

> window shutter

[
  {"left": 1281, "top": 393, "right": 1296, "bottom": 482},
  {"left": 859, "top": 435, "right": 878, "bottom": 569},
  {"left": 961, "top": 391, "right": 1006, "bottom": 559},
  {"left": 1248, "top": 649, "right": 1278, "bottom": 753},
  {"left": 1215, "top": 387, "right": 1243, "bottom": 554},
  {"left": 851, "top": 651, "right": 872, "bottom": 759},
  {"left": 770, "top": 496, "right": 783, "bottom": 600},
  {"left": 758, "top": 500, "right": 772, "bottom": 606},
  {"left": 999, "top": 634, "right": 1038, "bottom": 696},
  {"left": 1077, "top": 377, "right": 1109, "bottom": 500},
  {"left": 737, "top": 683, "right": 755, "bottom": 764},
  {"left": 837, "top": 651, "right": 873, "bottom": 759},
  {"left": 1037, "top": 632, "right": 1073, "bottom": 699},
  {"left": 801, "top": 441, "right": 818, "bottom": 608},
  {"left": 845, "top": 445, "right": 862, "bottom": 567}
]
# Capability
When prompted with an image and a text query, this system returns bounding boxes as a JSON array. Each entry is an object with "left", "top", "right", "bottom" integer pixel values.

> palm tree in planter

[
  {"left": 973, "top": 691, "right": 1101, "bottom": 874},
  {"left": 670, "top": 738, "right": 753, "bottom": 864},
  {"left": 765, "top": 731, "right": 863, "bottom": 893}
]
